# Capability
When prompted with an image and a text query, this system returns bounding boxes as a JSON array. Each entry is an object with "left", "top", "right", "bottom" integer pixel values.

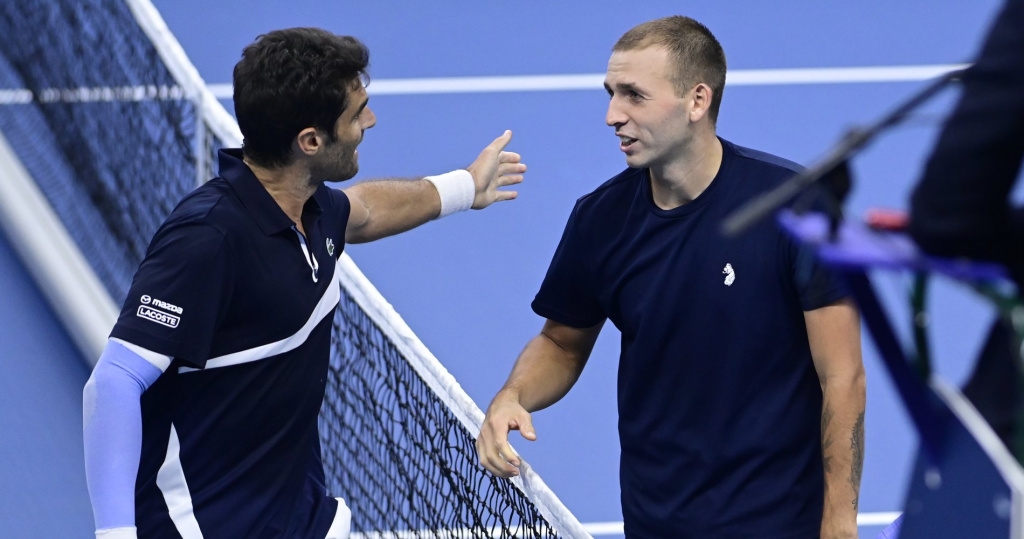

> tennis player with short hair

[
  {"left": 477, "top": 16, "right": 865, "bottom": 538},
  {"left": 83, "top": 28, "right": 524, "bottom": 538}
]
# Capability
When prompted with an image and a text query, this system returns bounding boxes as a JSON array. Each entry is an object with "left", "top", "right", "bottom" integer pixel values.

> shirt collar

[{"left": 217, "top": 149, "right": 324, "bottom": 236}]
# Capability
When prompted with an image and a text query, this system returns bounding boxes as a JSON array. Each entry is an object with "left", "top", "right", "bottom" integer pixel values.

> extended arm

[
  {"left": 83, "top": 339, "right": 168, "bottom": 538},
  {"left": 343, "top": 130, "right": 526, "bottom": 244},
  {"left": 476, "top": 318, "right": 603, "bottom": 477},
  {"left": 805, "top": 297, "right": 866, "bottom": 539}
]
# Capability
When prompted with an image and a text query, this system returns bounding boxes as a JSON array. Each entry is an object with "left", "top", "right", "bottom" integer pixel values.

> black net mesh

[
  {"left": 0, "top": 1, "right": 565, "bottom": 536},
  {"left": 324, "top": 291, "right": 558, "bottom": 538}
]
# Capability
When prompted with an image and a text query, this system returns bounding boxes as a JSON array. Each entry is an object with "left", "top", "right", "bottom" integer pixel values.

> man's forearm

[
  {"left": 344, "top": 178, "right": 442, "bottom": 244},
  {"left": 820, "top": 376, "right": 867, "bottom": 537},
  {"left": 499, "top": 332, "right": 588, "bottom": 413},
  {"left": 477, "top": 320, "right": 597, "bottom": 478},
  {"left": 85, "top": 340, "right": 164, "bottom": 535}
]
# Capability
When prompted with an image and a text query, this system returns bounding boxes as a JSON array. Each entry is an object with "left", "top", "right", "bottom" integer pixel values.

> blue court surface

[{"left": 0, "top": 1, "right": 1013, "bottom": 537}]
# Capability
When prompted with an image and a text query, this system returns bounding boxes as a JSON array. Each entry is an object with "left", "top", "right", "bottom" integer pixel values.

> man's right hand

[{"left": 476, "top": 391, "right": 537, "bottom": 477}]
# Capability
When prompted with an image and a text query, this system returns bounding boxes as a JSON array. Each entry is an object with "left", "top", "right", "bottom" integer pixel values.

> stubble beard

[{"left": 311, "top": 139, "right": 359, "bottom": 185}]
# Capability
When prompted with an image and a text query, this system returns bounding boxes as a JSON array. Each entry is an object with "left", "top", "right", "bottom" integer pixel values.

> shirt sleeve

[
  {"left": 531, "top": 205, "right": 606, "bottom": 328},
  {"left": 787, "top": 233, "right": 849, "bottom": 312},
  {"left": 109, "top": 223, "right": 233, "bottom": 368},
  {"left": 781, "top": 184, "right": 851, "bottom": 311}
]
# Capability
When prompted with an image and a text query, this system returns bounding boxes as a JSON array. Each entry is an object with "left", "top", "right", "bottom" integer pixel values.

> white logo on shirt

[
  {"left": 136, "top": 295, "right": 184, "bottom": 327},
  {"left": 723, "top": 263, "right": 736, "bottom": 286},
  {"left": 137, "top": 306, "right": 180, "bottom": 328},
  {"left": 326, "top": 237, "right": 335, "bottom": 256},
  {"left": 140, "top": 296, "right": 183, "bottom": 314}
]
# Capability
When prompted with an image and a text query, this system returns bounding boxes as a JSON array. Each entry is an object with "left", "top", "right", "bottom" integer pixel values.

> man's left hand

[{"left": 467, "top": 130, "right": 527, "bottom": 209}]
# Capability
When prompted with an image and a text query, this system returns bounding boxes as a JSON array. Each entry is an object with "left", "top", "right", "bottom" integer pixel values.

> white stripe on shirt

[
  {"left": 178, "top": 260, "right": 340, "bottom": 373},
  {"left": 156, "top": 424, "right": 204, "bottom": 538}
]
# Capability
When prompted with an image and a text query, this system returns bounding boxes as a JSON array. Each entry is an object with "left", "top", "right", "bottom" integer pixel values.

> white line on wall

[
  {"left": 582, "top": 512, "right": 901, "bottom": 536},
  {"left": 0, "top": 64, "right": 967, "bottom": 104}
]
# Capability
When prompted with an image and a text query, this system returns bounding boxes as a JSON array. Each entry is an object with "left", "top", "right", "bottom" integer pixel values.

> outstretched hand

[
  {"left": 476, "top": 392, "right": 537, "bottom": 477},
  {"left": 466, "top": 130, "right": 527, "bottom": 209}
]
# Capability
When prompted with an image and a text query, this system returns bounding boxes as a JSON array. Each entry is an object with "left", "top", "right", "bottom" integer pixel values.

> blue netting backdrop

[
  {"left": 0, "top": 0, "right": 199, "bottom": 303},
  {"left": 0, "top": 1, "right": 562, "bottom": 536}
]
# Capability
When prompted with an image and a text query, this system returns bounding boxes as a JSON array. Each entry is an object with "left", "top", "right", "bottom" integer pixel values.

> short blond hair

[{"left": 614, "top": 16, "right": 727, "bottom": 124}]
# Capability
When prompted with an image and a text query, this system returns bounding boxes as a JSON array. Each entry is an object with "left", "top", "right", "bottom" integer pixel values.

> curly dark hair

[{"left": 233, "top": 28, "right": 370, "bottom": 168}]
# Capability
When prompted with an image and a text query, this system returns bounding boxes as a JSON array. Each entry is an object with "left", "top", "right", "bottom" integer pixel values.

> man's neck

[
  {"left": 244, "top": 158, "right": 317, "bottom": 232},
  {"left": 649, "top": 134, "right": 723, "bottom": 211}
]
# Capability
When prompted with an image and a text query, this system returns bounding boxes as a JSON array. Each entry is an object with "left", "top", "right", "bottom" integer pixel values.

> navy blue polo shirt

[
  {"left": 110, "top": 149, "right": 350, "bottom": 538},
  {"left": 533, "top": 139, "right": 845, "bottom": 538}
]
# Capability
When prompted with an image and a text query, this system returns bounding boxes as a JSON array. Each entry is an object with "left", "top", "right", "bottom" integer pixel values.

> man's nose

[{"left": 606, "top": 99, "right": 626, "bottom": 127}]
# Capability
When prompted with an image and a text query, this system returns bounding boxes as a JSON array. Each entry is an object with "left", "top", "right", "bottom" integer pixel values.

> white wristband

[
  {"left": 425, "top": 169, "right": 475, "bottom": 218},
  {"left": 96, "top": 527, "right": 137, "bottom": 539}
]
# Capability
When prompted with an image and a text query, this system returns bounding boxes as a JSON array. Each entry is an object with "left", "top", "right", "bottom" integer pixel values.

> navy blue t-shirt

[
  {"left": 532, "top": 139, "right": 846, "bottom": 538},
  {"left": 110, "top": 149, "right": 350, "bottom": 538}
]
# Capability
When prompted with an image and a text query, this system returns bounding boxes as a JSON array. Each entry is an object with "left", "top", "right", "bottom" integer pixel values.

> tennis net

[{"left": 0, "top": 0, "right": 587, "bottom": 536}]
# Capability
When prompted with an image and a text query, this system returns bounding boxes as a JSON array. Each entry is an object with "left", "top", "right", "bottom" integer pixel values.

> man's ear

[
  {"left": 689, "top": 83, "right": 714, "bottom": 123},
  {"left": 295, "top": 127, "right": 322, "bottom": 157}
]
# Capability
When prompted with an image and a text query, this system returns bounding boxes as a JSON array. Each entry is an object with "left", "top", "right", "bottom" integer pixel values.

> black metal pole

[{"left": 721, "top": 68, "right": 965, "bottom": 237}]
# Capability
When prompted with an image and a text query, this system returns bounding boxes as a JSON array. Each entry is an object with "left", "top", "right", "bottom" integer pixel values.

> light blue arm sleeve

[
  {"left": 83, "top": 339, "right": 164, "bottom": 531},
  {"left": 877, "top": 514, "right": 903, "bottom": 539}
]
